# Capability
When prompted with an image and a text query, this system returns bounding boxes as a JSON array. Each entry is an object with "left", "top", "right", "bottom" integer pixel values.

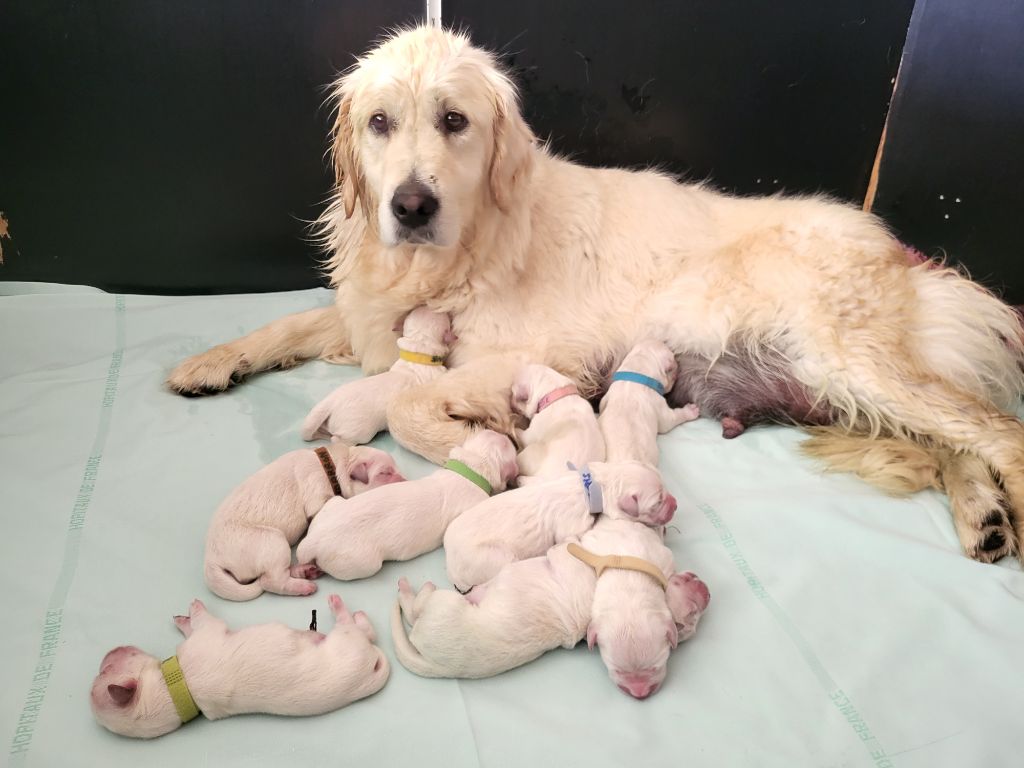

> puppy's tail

[
  {"left": 204, "top": 561, "right": 263, "bottom": 602},
  {"left": 800, "top": 427, "right": 943, "bottom": 495},
  {"left": 390, "top": 602, "right": 452, "bottom": 678}
]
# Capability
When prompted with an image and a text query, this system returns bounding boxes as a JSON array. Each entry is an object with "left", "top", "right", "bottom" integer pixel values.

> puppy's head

[
  {"left": 598, "top": 461, "right": 676, "bottom": 526},
  {"left": 586, "top": 594, "right": 676, "bottom": 700},
  {"left": 397, "top": 307, "right": 457, "bottom": 353},
  {"left": 619, "top": 339, "right": 678, "bottom": 390},
  {"left": 510, "top": 364, "right": 575, "bottom": 418},
  {"left": 449, "top": 428, "right": 519, "bottom": 492},
  {"left": 330, "top": 443, "right": 405, "bottom": 496},
  {"left": 90, "top": 646, "right": 180, "bottom": 738},
  {"left": 329, "top": 26, "right": 535, "bottom": 248}
]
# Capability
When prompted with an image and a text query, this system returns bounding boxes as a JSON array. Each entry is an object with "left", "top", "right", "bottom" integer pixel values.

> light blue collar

[
  {"left": 567, "top": 462, "right": 603, "bottom": 515},
  {"left": 611, "top": 371, "right": 665, "bottom": 395}
]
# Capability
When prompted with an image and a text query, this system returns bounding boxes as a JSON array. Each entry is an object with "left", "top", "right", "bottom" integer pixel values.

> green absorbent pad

[{"left": 1, "top": 282, "right": 1022, "bottom": 767}]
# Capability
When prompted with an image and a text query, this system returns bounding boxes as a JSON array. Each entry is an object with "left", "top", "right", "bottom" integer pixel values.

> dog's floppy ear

[
  {"left": 331, "top": 93, "right": 363, "bottom": 219},
  {"left": 489, "top": 85, "right": 535, "bottom": 213},
  {"left": 349, "top": 460, "right": 370, "bottom": 485},
  {"left": 107, "top": 681, "right": 137, "bottom": 707}
]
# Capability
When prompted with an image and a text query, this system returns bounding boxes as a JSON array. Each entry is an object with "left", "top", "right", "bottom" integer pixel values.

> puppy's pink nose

[{"left": 617, "top": 679, "right": 660, "bottom": 699}]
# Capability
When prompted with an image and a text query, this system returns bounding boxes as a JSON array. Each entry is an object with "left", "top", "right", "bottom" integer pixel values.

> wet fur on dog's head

[{"left": 328, "top": 26, "right": 535, "bottom": 248}]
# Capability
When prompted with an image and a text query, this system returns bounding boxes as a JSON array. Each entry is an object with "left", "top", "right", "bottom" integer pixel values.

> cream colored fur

[{"left": 166, "top": 26, "right": 1024, "bottom": 562}]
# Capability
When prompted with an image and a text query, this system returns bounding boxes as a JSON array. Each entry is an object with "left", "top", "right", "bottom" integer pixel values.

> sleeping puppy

[
  {"left": 295, "top": 430, "right": 518, "bottom": 581},
  {"left": 599, "top": 340, "right": 700, "bottom": 464},
  {"left": 393, "top": 516, "right": 709, "bottom": 695},
  {"left": 579, "top": 518, "right": 711, "bottom": 699},
  {"left": 204, "top": 442, "right": 403, "bottom": 601},
  {"left": 301, "top": 307, "right": 455, "bottom": 443},
  {"left": 513, "top": 363, "right": 605, "bottom": 480},
  {"left": 90, "top": 594, "right": 388, "bottom": 738},
  {"left": 443, "top": 461, "right": 676, "bottom": 592}
]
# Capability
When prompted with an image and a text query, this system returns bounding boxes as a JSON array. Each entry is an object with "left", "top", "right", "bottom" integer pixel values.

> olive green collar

[{"left": 161, "top": 655, "right": 200, "bottom": 724}]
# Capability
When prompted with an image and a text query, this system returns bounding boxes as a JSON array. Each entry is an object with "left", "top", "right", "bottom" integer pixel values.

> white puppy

[
  {"left": 577, "top": 518, "right": 711, "bottom": 698},
  {"left": 444, "top": 461, "right": 677, "bottom": 591},
  {"left": 513, "top": 364, "right": 605, "bottom": 480},
  {"left": 393, "top": 516, "right": 709, "bottom": 694},
  {"left": 301, "top": 307, "right": 455, "bottom": 443},
  {"left": 90, "top": 594, "right": 388, "bottom": 739},
  {"left": 598, "top": 340, "right": 700, "bottom": 464},
  {"left": 204, "top": 442, "right": 403, "bottom": 600},
  {"left": 295, "top": 430, "right": 518, "bottom": 581}
]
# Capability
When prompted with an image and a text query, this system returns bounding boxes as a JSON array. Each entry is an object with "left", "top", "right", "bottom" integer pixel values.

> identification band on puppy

[
  {"left": 160, "top": 655, "right": 201, "bottom": 724},
  {"left": 444, "top": 459, "right": 493, "bottom": 495},
  {"left": 536, "top": 384, "right": 578, "bottom": 413},
  {"left": 567, "top": 462, "right": 603, "bottom": 514},
  {"left": 398, "top": 349, "right": 446, "bottom": 366},
  {"left": 611, "top": 371, "right": 665, "bottom": 395},
  {"left": 566, "top": 543, "right": 669, "bottom": 589},
  {"left": 314, "top": 447, "right": 344, "bottom": 497}
]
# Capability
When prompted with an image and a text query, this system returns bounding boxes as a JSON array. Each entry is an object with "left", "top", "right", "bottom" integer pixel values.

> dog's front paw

[
  {"left": 960, "top": 504, "right": 1018, "bottom": 564},
  {"left": 166, "top": 345, "right": 250, "bottom": 396}
]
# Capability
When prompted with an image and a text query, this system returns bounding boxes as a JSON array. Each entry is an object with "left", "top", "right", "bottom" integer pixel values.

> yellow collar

[
  {"left": 161, "top": 655, "right": 201, "bottom": 723},
  {"left": 567, "top": 543, "right": 668, "bottom": 589},
  {"left": 398, "top": 349, "right": 445, "bottom": 366}
]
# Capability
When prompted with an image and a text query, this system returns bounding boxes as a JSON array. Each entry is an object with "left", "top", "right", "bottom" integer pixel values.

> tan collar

[{"left": 567, "top": 543, "right": 668, "bottom": 589}]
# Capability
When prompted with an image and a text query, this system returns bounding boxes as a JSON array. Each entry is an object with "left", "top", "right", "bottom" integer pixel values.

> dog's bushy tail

[
  {"left": 390, "top": 602, "right": 453, "bottom": 678},
  {"left": 204, "top": 562, "right": 263, "bottom": 602},
  {"left": 800, "top": 427, "right": 945, "bottom": 494}
]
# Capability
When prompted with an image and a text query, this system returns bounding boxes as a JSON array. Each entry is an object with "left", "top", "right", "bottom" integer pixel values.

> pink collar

[{"left": 536, "top": 384, "right": 579, "bottom": 413}]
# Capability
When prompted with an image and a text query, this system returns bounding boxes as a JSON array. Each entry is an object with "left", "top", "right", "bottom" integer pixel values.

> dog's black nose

[{"left": 391, "top": 183, "right": 439, "bottom": 229}]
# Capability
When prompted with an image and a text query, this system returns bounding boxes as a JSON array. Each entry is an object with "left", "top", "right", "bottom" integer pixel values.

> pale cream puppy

[
  {"left": 295, "top": 430, "right": 518, "bottom": 581},
  {"left": 204, "top": 442, "right": 403, "bottom": 601},
  {"left": 513, "top": 363, "right": 605, "bottom": 480},
  {"left": 90, "top": 594, "right": 388, "bottom": 739},
  {"left": 392, "top": 516, "right": 709, "bottom": 695},
  {"left": 301, "top": 307, "right": 455, "bottom": 443},
  {"left": 598, "top": 340, "right": 700, "bottom": 464},
  {"left": 443, "top": 461, "right": 676, "bottom": 591}
]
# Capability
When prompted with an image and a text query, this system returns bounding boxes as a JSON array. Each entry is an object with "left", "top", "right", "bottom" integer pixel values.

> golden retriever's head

[{"left": 329, "top": 26, "right": 535, "bottom": 248}]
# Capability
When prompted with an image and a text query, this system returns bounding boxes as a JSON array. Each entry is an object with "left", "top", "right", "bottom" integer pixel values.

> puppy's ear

[
  {"left": 586, "top": 624, "right": 598, "bottom": 650},
  {"left": 349, "top": 460, "right": 370, "bottom": 485},
  {"left": 665, "top": 618, "right": 679, "bottom": 650},
  {"left": 618, "top": 493, "right": 640, "bottom": 518},
  {"left": 107, "top": 681, "right": 137, "bottom": 707},
  {"left": 488, "top": 82, "right": 535, "bottom": 213},
  {"left": 331, "top": 93, "right": 364, "bottom": 219}
]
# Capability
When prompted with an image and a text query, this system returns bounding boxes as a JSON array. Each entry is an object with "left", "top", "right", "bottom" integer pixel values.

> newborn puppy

[
  {"left": 579, "top": 518, "right": 711, "bottom": 699},
  {"left": 204, "top": 442, "right": 403, "bottom": 600},
  {"left": 295, "top": 430, "right": 518, "bottom": 581},
  {"left": 513, "top": 364, "right": 605, "bottom": 480},
  {"left": 301, "top": 307, "right": 455, "bottom": 443},
  {"left": 444, "top": 461, "right": 676, "bottom": 592},
  {"left": 599, "top": 340, "right": 700, "bottom": 464},
  {"left": 391, "top": 544, "right": 597, "bottom": 679},
  {"left": 90, "top": 595, "right": 388, "bottom": 738}
]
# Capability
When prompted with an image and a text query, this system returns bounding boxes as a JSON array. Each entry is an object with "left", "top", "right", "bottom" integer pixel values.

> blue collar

[
  {"left": 611, "top": 371, "right": 665, "bottom": 395},
  {"left": 567, "top": 462, "right": 603, "bottom": 515}
]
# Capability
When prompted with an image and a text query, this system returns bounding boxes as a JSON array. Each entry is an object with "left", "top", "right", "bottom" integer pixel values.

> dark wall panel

[
  {"left": 0, "top": 1, "right": 421, "bottom": 294},
  {"left": 446, "top": 0, "right": 913, "bottom": 202},
  {"left": 871, "top": 0, "right": 1024, "bottom": 304}
]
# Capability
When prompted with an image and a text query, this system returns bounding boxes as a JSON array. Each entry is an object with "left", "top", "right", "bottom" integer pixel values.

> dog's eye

[
  {"left": 443, "top": 111, "right": 468, "bottom": 134},
  {"left": 369, "top": 112, "right": 390, "bottom": 136}
]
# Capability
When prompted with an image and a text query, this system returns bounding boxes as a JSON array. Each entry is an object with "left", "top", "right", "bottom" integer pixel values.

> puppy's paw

[
  {"left": 173, "top": 615, "right": 193, "bottom": 637},
  {"left": 291, "top": 563, "right": 323, "bottom": 580},
  {"left": 959, "top": 503, "right": 1017, "bottom": 564},
  {"left": 166, "top": 345, "right": 250, "bottom": 396},
  {"left": 328, "top": 594, "right": 353, "bottom": 622},
  {"left": 677, "top": 403, "right": 700, "bottom": 422}
]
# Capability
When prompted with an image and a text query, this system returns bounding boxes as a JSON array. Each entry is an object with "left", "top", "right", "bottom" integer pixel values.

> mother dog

[{"left": 168, "top": 26, "right": 1024, "bottom": 563}]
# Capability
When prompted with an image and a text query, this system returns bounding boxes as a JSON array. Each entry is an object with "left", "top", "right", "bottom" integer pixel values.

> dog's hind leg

[
  {"left": 941, "top": 452, "right": 1017, "bottom": 562},
  {"left": 167, "top": 306, "right": 352, "bottom": 396}
]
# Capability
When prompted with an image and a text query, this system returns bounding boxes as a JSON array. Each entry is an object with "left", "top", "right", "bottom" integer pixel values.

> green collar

[
  {"left": 443, "top": 459, "right": 492, "bottom": 495},
  {"left": 161, "top": 655, "right": 201, "bottom": 724}
]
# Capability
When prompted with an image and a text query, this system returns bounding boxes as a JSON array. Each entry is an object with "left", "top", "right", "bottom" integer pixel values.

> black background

[{"left": 2, "top": 1, "right": 1020, "bottom": 300}]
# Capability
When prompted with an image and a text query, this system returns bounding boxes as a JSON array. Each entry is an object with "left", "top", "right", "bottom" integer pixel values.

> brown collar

[
  {"left": 567, "top": 543, "right": 668, "bottom": 589},
  {"left": 314, "top": 447, "right": 344, "bottom": 497}
]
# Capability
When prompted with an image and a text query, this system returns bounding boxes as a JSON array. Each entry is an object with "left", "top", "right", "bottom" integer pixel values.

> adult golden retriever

[{"left": 168, "top": 26, "right": 1024, "bottom": 563}]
